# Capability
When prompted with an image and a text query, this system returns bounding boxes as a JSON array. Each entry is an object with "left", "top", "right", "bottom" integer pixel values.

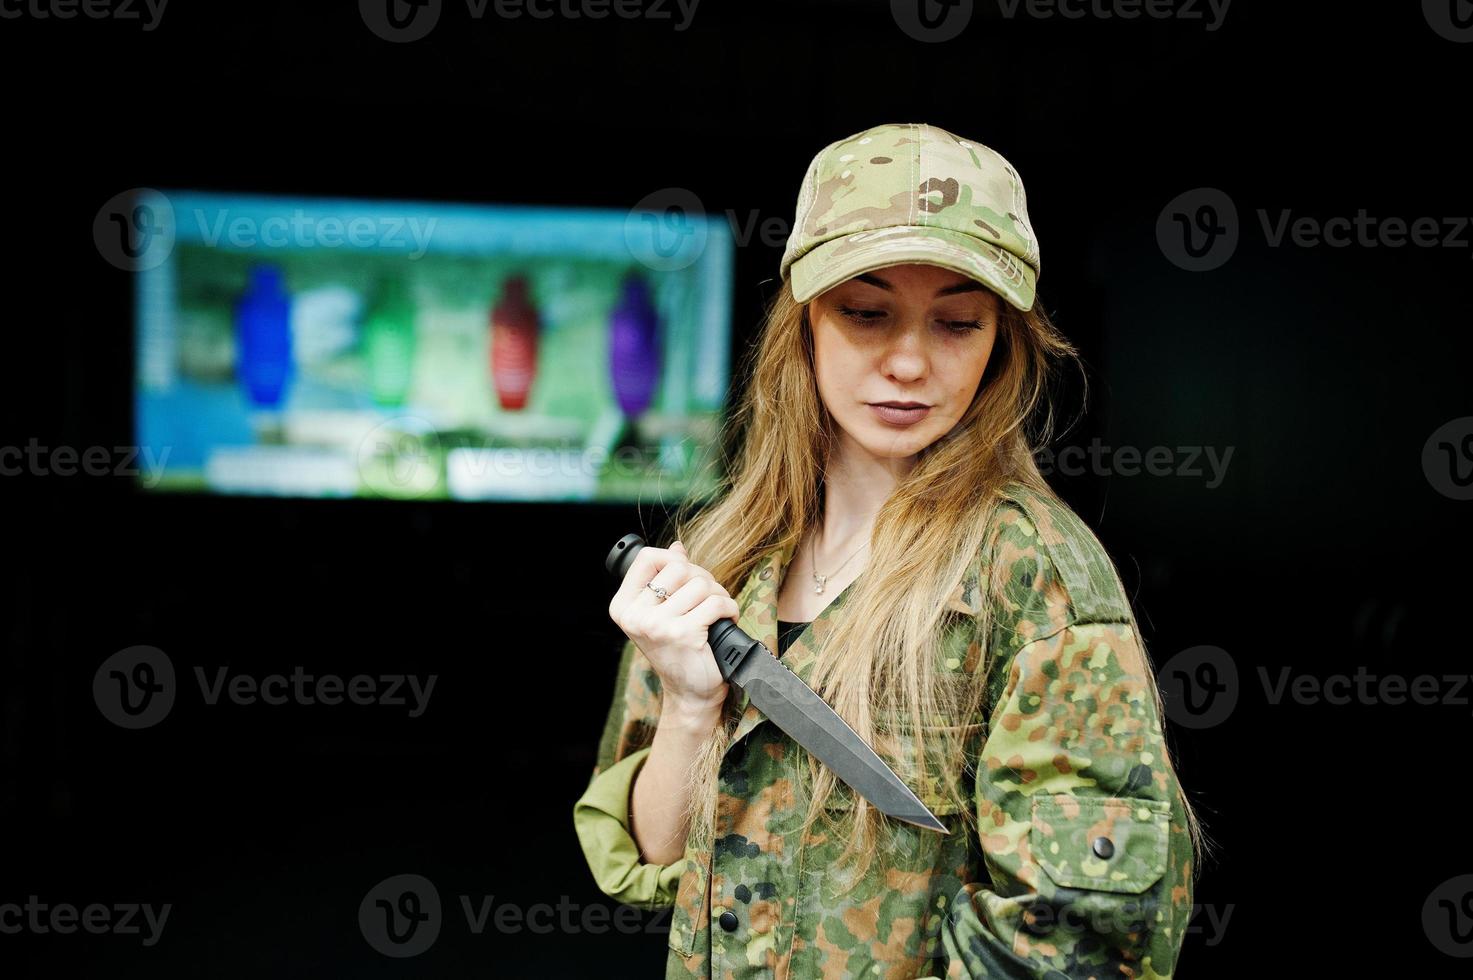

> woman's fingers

[
  {"left": 668, "top": 542, "right": 731, "bottom": 597},
  {"left": 692, "top": 593, "right": 741, "bottom": 626},
  {"left": 610, "top": 544, "right": 669, "bottom": 613},
  {"left": 604, "top": 539, "right": 739, "bottom": 706},
  {"left": 608, "top": 540, "right": 733, "bottom": 640}
]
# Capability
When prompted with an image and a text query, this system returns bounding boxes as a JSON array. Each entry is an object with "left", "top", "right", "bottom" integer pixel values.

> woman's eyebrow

[
  {"left": 853, "top": 272, "right": 894, "bottom": 291},
  {"left": 851, "top": 272, "right": 985, "bottom": 297}
]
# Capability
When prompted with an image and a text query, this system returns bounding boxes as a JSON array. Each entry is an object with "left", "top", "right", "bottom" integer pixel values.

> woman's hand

[{"left": 608, "top": 540, "right": 740, "bottom": 715}]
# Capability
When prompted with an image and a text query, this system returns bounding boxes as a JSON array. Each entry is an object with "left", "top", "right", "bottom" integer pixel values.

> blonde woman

[{"left": 575, "top": 122, "right": 1205, "bottom": 979}]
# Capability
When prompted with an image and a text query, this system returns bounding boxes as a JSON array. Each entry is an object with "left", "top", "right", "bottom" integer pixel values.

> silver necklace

[{"left": 810, "top": 534, "right": 868, "bottom": 595}]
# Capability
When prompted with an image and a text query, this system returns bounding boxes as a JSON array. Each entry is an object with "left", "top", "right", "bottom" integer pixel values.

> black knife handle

[{"left": 605, "top": 533, "right": 763, "bottom": 682}]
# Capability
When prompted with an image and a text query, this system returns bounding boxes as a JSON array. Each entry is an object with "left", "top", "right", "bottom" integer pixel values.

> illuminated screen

[{"left": 132, "top": 190, "right": 734, "bottom": 502}]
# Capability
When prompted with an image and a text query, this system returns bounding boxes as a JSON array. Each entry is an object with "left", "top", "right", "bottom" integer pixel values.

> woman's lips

[{"left": 869, "top": 404, "right": 931, "bottom": 426}]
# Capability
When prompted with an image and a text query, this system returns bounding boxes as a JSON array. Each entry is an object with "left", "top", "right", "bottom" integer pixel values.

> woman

[{"left": 575, "top": 122, "right": 1206, "bottom": 979}]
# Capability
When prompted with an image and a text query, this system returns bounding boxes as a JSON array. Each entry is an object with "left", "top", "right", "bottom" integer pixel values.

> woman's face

[{"left": 807, "top": 263, "right": 1000, "bottom": 465}]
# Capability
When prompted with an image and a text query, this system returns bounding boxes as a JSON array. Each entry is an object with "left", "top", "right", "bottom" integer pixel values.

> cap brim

[{"left": 788, "top": 225, "right": 1036, "bottom": 312}]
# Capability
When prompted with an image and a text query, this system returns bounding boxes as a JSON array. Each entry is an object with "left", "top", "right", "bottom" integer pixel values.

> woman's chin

[{"left": 853, "top": 427, "right": 933, "bottom": 460}]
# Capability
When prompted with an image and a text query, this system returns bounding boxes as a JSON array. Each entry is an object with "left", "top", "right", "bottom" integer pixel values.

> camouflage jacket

[{"left": 573, "top": 483, "right": 1194, "bottom": 978}]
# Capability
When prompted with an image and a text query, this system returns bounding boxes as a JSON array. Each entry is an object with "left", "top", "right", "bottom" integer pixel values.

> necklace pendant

[
  {"left": 814, "top": 583, "right": 824, "bottom": 594},
  {"left": 812, "top": 574, "right": 827, "bottom": 595}
]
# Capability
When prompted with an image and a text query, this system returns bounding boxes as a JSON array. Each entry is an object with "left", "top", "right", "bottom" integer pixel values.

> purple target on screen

[{"left": 608, "top": 274, "right": 661, "bottom": 418}]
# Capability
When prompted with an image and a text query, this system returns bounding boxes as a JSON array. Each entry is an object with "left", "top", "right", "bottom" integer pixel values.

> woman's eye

[
  {"left": 835, "top": 306, "right": 983, "bottom": 332},
  {"left": 837, "top": 305, "right": 886, "bottom": 323}
]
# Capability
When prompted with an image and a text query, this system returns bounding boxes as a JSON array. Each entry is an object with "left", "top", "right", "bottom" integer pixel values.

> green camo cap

[{"left": 780, "top": 122, "right": 1040, "bottom": 311}]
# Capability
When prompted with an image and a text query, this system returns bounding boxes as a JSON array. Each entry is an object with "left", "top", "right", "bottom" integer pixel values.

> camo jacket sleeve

[
  {"left": 572, "top": 637, "right": 685, "bottom": 910},
  {"left": 934, "top": 495, "right": 1194, "bottom": 979}
]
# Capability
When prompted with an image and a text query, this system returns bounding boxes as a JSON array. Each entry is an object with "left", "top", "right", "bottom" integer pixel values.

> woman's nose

[{"left": 880, "top": 322, "right": 930, "bottom": 379}]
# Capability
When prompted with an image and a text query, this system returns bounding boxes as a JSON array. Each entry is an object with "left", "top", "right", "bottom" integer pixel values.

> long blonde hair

[{"left": 659, "top": 277, "right": 1209, "bottom": 888}]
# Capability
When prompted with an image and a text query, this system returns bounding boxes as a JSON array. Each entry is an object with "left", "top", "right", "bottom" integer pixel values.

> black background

[{"left": 3, "top": 0, "right": 1472, "bottom": 975}]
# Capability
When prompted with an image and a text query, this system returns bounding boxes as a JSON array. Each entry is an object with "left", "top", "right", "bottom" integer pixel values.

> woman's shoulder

[{"left": 964, "top": 480, "right": 1134, "bottom": 647}]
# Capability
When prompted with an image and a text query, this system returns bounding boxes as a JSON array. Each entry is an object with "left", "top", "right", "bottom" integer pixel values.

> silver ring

[{"left": 646, "top": 581, "right": 670, "bottom": 601}]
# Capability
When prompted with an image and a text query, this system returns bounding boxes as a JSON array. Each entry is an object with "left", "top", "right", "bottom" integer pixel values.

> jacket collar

[
  {"left": 724, "top": 535, "right": 982, "bottom": 749},
  {"left": 727, "top": 537, "right": 861, "bottom": 747}
]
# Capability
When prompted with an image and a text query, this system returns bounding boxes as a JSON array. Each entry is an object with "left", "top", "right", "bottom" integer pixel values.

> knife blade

[{"left": 606, "top": 533, "right": 946, "bottom": 834}]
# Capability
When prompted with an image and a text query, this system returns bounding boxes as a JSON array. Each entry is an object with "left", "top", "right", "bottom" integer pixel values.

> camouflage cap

[{"left": 780, "top": 122, "right": 1040, "bottom": 311}]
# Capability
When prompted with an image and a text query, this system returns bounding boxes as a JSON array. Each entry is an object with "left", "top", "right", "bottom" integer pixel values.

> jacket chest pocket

[{"left": 1030, "top": 795, "right": 1170, "bottom": 893}]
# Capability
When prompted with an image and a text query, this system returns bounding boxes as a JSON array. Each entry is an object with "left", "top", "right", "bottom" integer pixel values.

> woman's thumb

[{"left": 671, "top": 540, "right": 685, "bottom": 553}]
